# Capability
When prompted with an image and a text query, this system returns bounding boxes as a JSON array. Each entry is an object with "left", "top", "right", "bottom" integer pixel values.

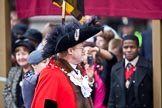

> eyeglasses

[{"left": 73, "top": 47, "right": 84, "bottom": 52}]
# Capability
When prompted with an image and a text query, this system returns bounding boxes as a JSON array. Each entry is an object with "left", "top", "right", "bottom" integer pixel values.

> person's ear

[
  {"left": 31, "top": 64, "right": 37, "bottom": 69},
  {"left": 67, "top": 48, "right": 73, "bottom": 55}
]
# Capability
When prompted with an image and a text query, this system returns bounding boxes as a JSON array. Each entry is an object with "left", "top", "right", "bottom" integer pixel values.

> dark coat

[
  {"left": 22, "top": 74, "right": 38, "bottom": 108},
  {"left": 3, "top": 66, "right": 24, "bottom": 108},
  {"left": 108, "top": 56, "right": 153, "bottom": 108},
  {"left": 140, "top": 28, "right": 152, "bottom": 62}
]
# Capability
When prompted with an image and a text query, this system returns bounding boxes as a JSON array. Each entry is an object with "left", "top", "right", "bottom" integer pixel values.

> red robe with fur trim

[{"left": 31, "top": 60, "right": 76, "bottom": 108}]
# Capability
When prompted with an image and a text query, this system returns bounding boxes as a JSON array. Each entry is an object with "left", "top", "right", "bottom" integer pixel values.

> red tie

[{"left": 125, "top": 63, "right": 135, "bottom": 80}]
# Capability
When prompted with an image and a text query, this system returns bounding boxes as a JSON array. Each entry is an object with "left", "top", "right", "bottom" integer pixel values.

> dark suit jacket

[{"left": 108, "top": 56, "right": 153, "bottom": 108}]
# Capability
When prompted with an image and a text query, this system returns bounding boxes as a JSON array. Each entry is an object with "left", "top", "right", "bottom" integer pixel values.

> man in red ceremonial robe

[
  {"left": 108, "top": 35, "right": 153, "bottom": 108},
  {"left": 31, "top": 21, "right": 102, "bottom": 108}
]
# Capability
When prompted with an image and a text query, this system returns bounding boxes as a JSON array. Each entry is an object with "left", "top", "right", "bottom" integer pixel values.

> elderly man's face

[{"left": 71, "top": 43, "right": 84, "bottom": 64}]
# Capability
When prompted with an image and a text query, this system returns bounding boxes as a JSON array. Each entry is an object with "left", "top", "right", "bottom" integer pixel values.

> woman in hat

[
  {"left": 22, "top": 50, "right": 49, "bottom": 108},
  {"left": 31, "top": 21, "right": 102, "bottom": 108},
  {"left": 3, "top": 39, "right": 35, "bottom": 108}
]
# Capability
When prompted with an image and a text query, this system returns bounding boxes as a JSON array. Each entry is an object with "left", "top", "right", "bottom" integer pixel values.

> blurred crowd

[{"left": 2, "top": 9, "right": 153, "bottom": 108}]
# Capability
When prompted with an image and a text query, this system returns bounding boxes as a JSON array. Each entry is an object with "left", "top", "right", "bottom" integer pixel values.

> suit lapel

[
  {"left": 135, "top": 67, "right": 146, "bottom": 87},
  {"left": 134, "top": 57, "right": 147, "bottom": 87}
]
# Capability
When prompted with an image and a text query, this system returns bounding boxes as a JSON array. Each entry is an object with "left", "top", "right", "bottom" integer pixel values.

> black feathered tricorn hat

[
  {"left": 43, "top": 22, "right": 103, "bottom": 58},
  {"left": 55, "top": 26, "right": 102, "bottom": 53}
]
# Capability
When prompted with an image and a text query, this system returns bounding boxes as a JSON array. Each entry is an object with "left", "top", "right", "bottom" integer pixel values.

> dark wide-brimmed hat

[
  {"left": 12, "top": 23, "right": 28, "bottom": 35},
  {"left": 23, "top": 29, "right": 42, "bottom": 44},
  {"left": 13, "top": 39, "right": 35, "bottom": 53},
  {"left": 43, "top": 22, "right": 103, "bottom": 58}
]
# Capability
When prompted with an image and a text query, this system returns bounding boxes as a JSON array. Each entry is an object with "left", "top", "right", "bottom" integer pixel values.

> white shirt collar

[
  {"left": 125, "top": 56, "right": 139, "bottom": 68},
  {"left": 69, "top": 63, "right": 77, "bottom": 69},
  {"left": 67, "top": 64, "right": 92, "bottom": 98}
]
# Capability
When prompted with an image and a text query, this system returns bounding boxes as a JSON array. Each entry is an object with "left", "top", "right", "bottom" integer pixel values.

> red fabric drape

[
  {"left": 84, "top": 0, "right": 162, "bottom": 19},
  {"left": 16, "top": 0, "right": 162, "bottom": 19},
  {"left": 16, "top": 0, "right": 62, "bottom": 19}
]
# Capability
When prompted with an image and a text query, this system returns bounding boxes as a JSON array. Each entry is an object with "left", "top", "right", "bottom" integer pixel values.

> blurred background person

[
  {"left": 3, "top": 39, "right": 35, "bottom": 108},
  {"left": 140, "top": 20, "right": 152, "bottom": 62},
  {"left": 103, "top": 25, "right": 120, "bottom": 39},
  {"left": 119, "top": 17, "right": 142, "bottom": 47},
  {"left": 37, "top": 23, "right": 55, "bottom": 50},
  {"left": 22, "top": 50, "right": 49, "bottom": 108},
  {"left": 10, "top": 10, "right": 29, "bottom": 66},
  {"left": 11, "top": 23, "right": 28, "bottom": 51},
  {"left": 23, "top": 29, "right": 42, "bottom": 48},
  {"left": 11, "top": 23, "right": 28, "bottom": 66},
  {"left": 108, "top": 38, "right": 123, "bottom": 62},
  {"left": 80, "top": 40, "right": 117, "bottom": 108},
  {"left": 95, "top": 30, "right": 114, "bottom": 50},
  {"left": 10, "top": 10, "right": 21, "bottom": 29},
  {"left": 10, "top": 10, "right": 29, "bottom": 29},
  {"left": 94, "top": 29, "right": 117, "bottom": 106},
  {"left": 119, "top": 17, "right": 135, "bottom": 38}
]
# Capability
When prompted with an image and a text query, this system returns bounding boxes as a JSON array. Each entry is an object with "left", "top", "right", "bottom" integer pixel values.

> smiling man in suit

[{"left": 108, "top": 35, "right": 153, "bottom": 108}]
